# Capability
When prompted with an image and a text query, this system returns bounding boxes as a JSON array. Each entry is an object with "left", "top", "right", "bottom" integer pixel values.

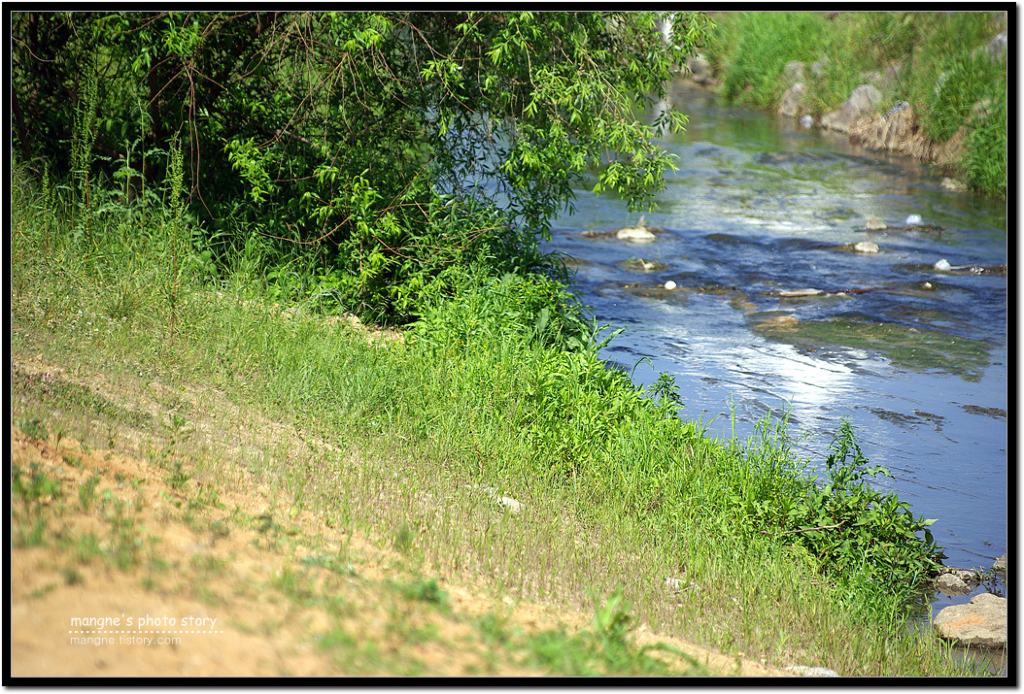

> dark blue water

[{"left": 544, "top": 83, "right": 1008, "bottom": 614}]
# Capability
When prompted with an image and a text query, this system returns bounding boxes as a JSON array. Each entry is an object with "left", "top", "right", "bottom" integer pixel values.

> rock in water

[
  {"left": 906, "top": 214, "right": 923, "bottom": 225},
  {"left": 865, "top": 215, "right": 887, "bottom": 230},
  {"left": 935, "top": 572, "right": 972, "bottom": 596},
  {"left": 934, "top": 259, "right": 952, "bottom": 271},
  {"left": 853, "top": 241, "right": 879, "bottom": 254},
  {"left": 664, "top": 280, "right": 677, "bottom": 290},
  {"left": 820, "top": 84, "right": 882, "bottom": 133},
  {"left": 934, "top": 593, "right": 1007, "bottom": 648},
  {"left": 942, "top": 177, "right": 968, "bottom": 192},
  {"left": 616, "top": 226, "right": 656, "bottom": 242},
  {"left": 800, "top": 115, "right": 814, "bottom": 129}
]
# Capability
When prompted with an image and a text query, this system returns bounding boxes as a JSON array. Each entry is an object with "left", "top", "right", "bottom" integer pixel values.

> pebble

[
  {"left": 865, "top": 215, "right": 887, "bottom": 230},
  {"left": 933, "top": 259, "right": 952, "bottom": 271},
  {"left": 905, "top": 214, "right": 923, "bottom": 225},
  {"left": 853, "top": 241, "right": 879, "bottom": 254},
  {"left": 664, "top": 280, "right": 677, "bottom": 290},
  {"left": 785, "top": 665, "right": 840, "bottom": 677}
]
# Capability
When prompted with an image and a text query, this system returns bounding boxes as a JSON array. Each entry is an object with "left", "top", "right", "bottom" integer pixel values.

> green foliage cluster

[
  {"left": 704, "top": 11, "right": 1007, "bottom": 197},
  {"left": 730, "top": 420, "right": 946, "bottom": 592},
  {"left": 12, "top": 10, "right": 711, "bottom": 324}
]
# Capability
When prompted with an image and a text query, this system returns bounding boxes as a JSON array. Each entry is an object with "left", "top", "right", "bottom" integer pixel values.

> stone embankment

[{"left": 683, "top": 27, "right": 1007, "bottom": 185}]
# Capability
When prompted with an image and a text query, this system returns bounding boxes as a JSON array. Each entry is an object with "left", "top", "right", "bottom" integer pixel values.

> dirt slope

[{"left": 10, "top": 350, "right": 793, "bottom": 678}]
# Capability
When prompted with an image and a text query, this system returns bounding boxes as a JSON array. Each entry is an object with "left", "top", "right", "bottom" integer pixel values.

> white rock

[
  {"left": 800, "top": 115, "right": 814, "bottom": 129},
  {"left": 865, "top": 215, "right": 887, "bottom": 230},
  {"left": 942, "top": 177, "right": 968, "bottom": 192},
  {"left": 934, "top": 259, "right": 952, "bottom": 271},
  {"left": 785, "top": 665, "right": 840, "bottom": 677},
  {"left": 905, "top": 214, "right": 922, "bottom": 225},
  {"left": 465, "top": 484, "right": 524, "bottom": 514},
  {"left": 616, "top": 226, "right": 656, "bottom": 242},
  {"left": 853, "top": 241, "right": 879, "bottom": 254},
  {"left": 664, "top": 280, "right": 677, "bottom": 290}
]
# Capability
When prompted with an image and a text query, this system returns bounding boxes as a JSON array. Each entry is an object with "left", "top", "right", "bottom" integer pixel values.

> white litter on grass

[
  {"left": 465, "top": 485, "right": 524, "bottom": 514},
  {"left": 785, "top": 665, "right": 840, "bottom": 677}
]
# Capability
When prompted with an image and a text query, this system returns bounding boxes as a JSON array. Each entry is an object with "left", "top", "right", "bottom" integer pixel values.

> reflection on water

[{"left": 543, "top": 83, "right": 1007, "bottom": 590}]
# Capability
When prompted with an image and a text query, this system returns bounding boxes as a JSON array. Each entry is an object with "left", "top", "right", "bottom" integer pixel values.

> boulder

[
  {"left": 882, "top": 64, "right": 903, "bottom": 90},
  {"left": 821, "top": 85, "right": 883, "bottom": 133},
  {"left": 853, "top": 241, "right": 879, "bottom": 254},
  {"left": 942, "top": 177, "right": 968, "bottom": 192},
  {"left": 783, "top": 61, "right": 807, "bottom": 85},
  {"left": 860, "top": 69, "right": 883, "bottom": 86},
  {"left": 992, "top": 554, "right": 1006, "bottom": 572},
  {"left": 616, "top": 226, "right": 657, "bottom": 242},
  {"left": 865, "top": 215, "right": 887, "bottom": 230},
  {"left": 989, "top": 31, "right": 1007, "bottom": 60},
  {"left": 779, "top": 83, "right": 808, "bottom": 117},
  {"left": 934, "top": 593, "right": 1007, "bottom": 648},
  {"left": 686, "top": 54, "right": 714, "bottom": 84},
  {"left": 935, "top": 572, "right": 972, "bottom": 596}
]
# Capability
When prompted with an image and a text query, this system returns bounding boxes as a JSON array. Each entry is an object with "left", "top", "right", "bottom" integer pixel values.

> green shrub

[{"left": 734, "top": 420, "right": 946, "bottom": 600}]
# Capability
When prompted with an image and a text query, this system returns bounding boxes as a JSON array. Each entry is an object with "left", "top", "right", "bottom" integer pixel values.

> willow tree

[{"left": 11, "top": 11, "right": 712, "bottom": 321}]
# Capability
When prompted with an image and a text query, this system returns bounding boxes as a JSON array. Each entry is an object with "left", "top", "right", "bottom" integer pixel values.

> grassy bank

[
  {"left": 701, "top": 11, "right": 1007, "bottom": 197},
  {"left": 11, "top": 160, "right": 995, "bottom": 677}
]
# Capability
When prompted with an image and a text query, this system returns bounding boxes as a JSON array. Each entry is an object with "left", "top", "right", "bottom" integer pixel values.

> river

[{"left": 543, "top": 81, "right": 1008, "bottom": 617}]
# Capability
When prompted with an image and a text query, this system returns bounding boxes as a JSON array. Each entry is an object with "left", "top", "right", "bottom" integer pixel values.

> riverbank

[
  {"left": 11, "top": 162, "right": 1000, "bottom": 678},
  {"left": 686, "top": 11, "right": 1007, "bottom": 197}
]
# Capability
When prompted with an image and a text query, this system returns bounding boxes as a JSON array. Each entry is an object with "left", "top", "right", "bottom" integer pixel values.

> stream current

[{"left": 542, "top": 82, "right": 1009, "bottom": 617}]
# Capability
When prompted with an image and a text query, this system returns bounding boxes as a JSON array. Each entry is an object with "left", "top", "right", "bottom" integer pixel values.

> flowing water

[{"left": 543, "top": 82, "right": 1008, "bottom": 619}]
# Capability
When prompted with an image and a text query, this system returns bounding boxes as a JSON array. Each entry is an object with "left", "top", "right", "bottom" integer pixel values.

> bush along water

[{"left": 731, "top": 420, "right": 946, "bottom": 591}]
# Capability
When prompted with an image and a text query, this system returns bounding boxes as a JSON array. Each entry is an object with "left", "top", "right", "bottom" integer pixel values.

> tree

[{"left": 11, "top": 11, "right": 713, "bottom": 322}]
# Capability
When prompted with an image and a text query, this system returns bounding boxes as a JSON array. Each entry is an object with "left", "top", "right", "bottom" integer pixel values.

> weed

[
  {"left": 12, "top": 463, "right": 62, "bottom": 504},
  {"left": 106, "top": 504, "right": 143, "bottom": 570},
  {"left": 166, "top": 460, "right": 192, "bottom": 490},
  {"left": 17, "top": 417, "right": 49, "bottom": 441},
  {"left": 60, "top": 567, "right": 83, "bottom": 586},
  {"left": 79, "top": 475, "right": 101, "bottom": 512},
  {"left": 299, "top": 555, "right": 357, "bottom": 577},
  {"left": 398, "top": 577, "right": 448, "bottom": 606},
  {"left": 74, "top": 533, "right": 103, "bottom": 563}
]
